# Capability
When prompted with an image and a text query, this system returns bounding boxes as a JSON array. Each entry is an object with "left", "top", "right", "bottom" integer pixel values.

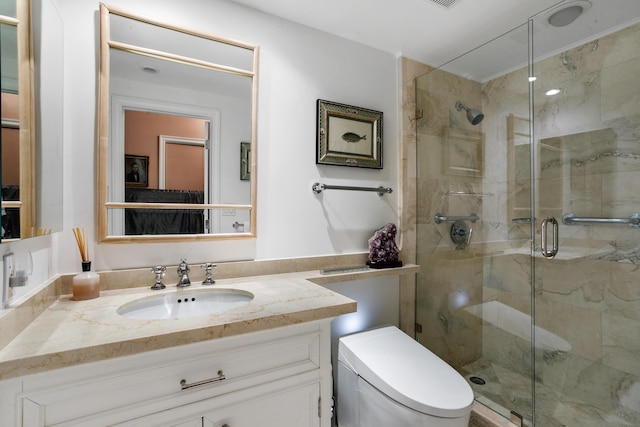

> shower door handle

[{"left": 540, "top": 217, "right": 558, "bottom": 258}]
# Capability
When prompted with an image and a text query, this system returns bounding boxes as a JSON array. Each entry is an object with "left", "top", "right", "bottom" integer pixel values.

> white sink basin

[{"left": 117, "top": 288, "right": 254, "bottom": 320}]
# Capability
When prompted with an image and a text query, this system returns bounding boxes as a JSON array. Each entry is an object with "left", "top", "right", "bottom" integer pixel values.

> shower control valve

[{"left": 450, "top": 220, "right": 473, "bottom": 247}]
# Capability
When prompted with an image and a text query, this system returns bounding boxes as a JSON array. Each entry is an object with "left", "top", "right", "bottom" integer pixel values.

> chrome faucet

[
  {"left": 150, "top": 266, "right": 166, "bottom": 290},
  {"left": 177, "top": 259, "right": 191, "bottom": 287}
]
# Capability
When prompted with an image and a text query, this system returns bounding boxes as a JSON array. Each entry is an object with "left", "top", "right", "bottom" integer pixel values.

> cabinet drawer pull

[{"left": 180, "top": 370, "right": 226, "bottom": 390}]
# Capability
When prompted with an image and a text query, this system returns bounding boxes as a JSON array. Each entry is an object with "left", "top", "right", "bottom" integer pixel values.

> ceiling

[
  {"left": 109, "top": 10, "right": 254, "bottom": 98},
  {"left": 229, "top": 0, "right": 640, "bottom": 81}
]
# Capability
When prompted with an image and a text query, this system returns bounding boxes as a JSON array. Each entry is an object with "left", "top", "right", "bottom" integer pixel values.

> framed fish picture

[{"left": 316, "top": 99, "right": 383, "bottom": 169}]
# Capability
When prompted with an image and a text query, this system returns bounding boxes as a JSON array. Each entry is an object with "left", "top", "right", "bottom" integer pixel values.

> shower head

[{"left": 455, "top": 101, "right": 484, "bottom": 125}]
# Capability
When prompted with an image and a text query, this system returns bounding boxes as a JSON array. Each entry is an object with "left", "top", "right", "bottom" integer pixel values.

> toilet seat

[{"left": 338, "top": 326, "right": 474, "bottom": 418}]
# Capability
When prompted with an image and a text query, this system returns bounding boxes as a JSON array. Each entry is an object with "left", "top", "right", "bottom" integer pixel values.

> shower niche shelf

[
  {"left": 507, "top": 114, "right": 563, "bottom": 226},
  {"left": 444, "top": 126, "right": 483, "bottom": 178}
]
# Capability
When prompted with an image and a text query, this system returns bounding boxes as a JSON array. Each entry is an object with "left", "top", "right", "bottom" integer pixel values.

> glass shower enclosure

[{"left": 415, "top": 2, "right": 640, "bottom": 425}]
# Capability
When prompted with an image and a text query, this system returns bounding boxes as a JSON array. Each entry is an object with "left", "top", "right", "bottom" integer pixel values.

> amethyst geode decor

[{"left": 367, "top": 223, "right": 403, "bottom": 269}]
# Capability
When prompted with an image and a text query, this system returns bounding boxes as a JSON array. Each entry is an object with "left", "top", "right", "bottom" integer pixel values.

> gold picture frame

[
  {"left": 125, "top": 154, "right": 149, "bottom": 187},
  {"left": 316, "top": 99, "right": 383, "bottom": 169}
]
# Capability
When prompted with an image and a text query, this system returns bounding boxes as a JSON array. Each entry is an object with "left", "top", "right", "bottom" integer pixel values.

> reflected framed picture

[
  {"left": 240, "top": 142, "right": 250, "bottom": 181},
  {"left": 316, "top": 99, "right": 383, "bottom": 169},
  {"left": 125, "top": 154, "right": 149, "bottom": 187}
]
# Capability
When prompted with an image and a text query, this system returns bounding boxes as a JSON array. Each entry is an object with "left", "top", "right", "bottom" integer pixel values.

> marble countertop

[{"left": 0, "top": 264, "right": 419, "bottom": 379}]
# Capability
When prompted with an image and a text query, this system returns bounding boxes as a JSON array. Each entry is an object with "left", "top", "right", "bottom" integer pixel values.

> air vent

[{"left": 425, "top": 0, "right": 465, "bottom": 9}]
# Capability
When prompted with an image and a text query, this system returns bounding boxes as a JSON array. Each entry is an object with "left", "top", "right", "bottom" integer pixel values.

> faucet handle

[
  {"left": 201, "top": 263, "right": 217, "bottom": 285},
  {"left": 177, "top": 258, "right": 190, "bottom": 273},
  {"left": 150, "top": 266, "right": 166, "bottom": 290}
]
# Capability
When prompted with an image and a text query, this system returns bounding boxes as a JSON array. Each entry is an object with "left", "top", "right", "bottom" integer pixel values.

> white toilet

[{"left": 337, "top": 325, "right": 474, "bottom": 426}]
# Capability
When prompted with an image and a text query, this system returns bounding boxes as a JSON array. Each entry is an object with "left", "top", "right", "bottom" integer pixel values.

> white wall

[
  {"left": 53, "top": 0, "right": 399, "bottom": 272},
  {"left": 33, "top": 0, "right": 64, "bottom": 233}
]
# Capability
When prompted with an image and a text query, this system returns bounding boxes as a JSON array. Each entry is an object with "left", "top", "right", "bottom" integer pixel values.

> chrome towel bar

[
  {"left": 312, "top": 182, "right": 393, "bottom": 196},
  {"left": 512, "top": 217, "right": 533, "bottom": 224},
  {"left": 434, "top": 213, "right": 479, "bottom": 224},
  {"left": 562, "top": 213, "right": 640, "bottom": 227}
]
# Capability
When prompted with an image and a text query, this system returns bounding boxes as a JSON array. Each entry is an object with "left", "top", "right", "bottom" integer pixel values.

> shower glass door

[
  {"left": 529, "top": 8, "right": 640, "bottom": 426},
  {"left": 415, "top": 21, "right": 535, "bottom": 423},
  {"left": 415, "top": 5, "right": 640, "bottom": 426}
]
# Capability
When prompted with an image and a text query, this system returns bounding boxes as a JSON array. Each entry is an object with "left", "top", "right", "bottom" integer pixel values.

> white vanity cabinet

[
  {"left": 10, "top": 320, "right": 333, "bottom": 427},
  {"left": 119, "top": 380, "right": 320, "bottom": 427}
]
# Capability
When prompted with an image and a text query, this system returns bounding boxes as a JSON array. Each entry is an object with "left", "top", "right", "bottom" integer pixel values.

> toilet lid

[{"left": 338, "top": 326, "right": 474, "bottom": 418}]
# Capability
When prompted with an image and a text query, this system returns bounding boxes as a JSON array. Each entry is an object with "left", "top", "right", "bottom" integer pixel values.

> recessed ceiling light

[
  {"left": 424, "top": 0, "right": 465, "bottom": 10},
  {"left": 546, "top": 1, "right": 592, "bottom": 28},
  {"left": 546, "top": 89, "right": 561, "bottom": 96}
]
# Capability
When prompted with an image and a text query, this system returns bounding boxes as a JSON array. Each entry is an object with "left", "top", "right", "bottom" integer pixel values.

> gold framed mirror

[
  {"left": 97, "top": 3, "right": 258, "bottom": 243},
  {"left": 1, "top": 0, "right": 35, "bottom": 242}
]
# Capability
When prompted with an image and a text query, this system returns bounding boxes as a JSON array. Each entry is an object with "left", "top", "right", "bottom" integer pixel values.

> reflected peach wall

[
  {"left": 125, "top": 110, "right": 206, "bottom": 190},
  {"left": 1, "top": 93, "right": 19, "bottom": 185}
]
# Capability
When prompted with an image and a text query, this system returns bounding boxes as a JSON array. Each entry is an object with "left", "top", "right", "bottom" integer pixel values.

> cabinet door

[
  {"left": 115, "top": 381, "right": 321, "bottom": 427},
  {"left": 20, "top": 328, "right": 324, "bottom": 427},
  {"left": 204, "top": 382, "right": 320, "bottom": 427}
]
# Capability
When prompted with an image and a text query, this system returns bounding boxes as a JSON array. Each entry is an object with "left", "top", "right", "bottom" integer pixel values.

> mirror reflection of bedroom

[
  {"left": 123, "top": 110, "right": 208, "bottom": 235},
  {"left": 100, "top": 4, "right": 256, "bottom": 241}
]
